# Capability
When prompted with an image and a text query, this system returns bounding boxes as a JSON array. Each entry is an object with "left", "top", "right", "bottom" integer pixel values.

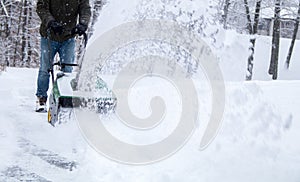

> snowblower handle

[
  {"left": 46, "top": 29, "right": 55, "bottom": 85},
  {"left": 52, "top": 62, "right": 79, "bottom": 70},
  {"left": 82, "top": 32, "right": 88, "bottom": 48},
  {"left": 71, "top": 29, "right": 88, "bottom": 48},
  {"left": 53, "top": 63, "right": 78, "bottom": 67}
]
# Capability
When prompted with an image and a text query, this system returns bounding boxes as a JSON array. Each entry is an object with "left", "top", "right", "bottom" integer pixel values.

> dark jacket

[{"left": 36, "top": 0, "right": 91, "bottom": 42}]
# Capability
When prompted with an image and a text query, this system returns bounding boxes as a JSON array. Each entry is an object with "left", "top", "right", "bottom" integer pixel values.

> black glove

[
  {"left": 73, "top": 23, "right": 87, "bottom": 36},
  {"left": 48, "top": 20, "right": 63, "bottom": 35}
]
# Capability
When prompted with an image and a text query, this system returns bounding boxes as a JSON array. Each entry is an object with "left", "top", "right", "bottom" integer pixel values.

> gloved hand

[
  {"left": 73, "top": 23, "right": 87, "bottom": 36},
  {"left": 48, "top": 20, "right": 63, "bottom": 35}
]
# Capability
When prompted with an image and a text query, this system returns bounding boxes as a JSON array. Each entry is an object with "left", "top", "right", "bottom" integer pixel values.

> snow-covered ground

[
  {"left": 0, "top": 67, "right": 300, "bottom": 181},
  {"left": 1, "top": 0, "right": 300, "bottom": 181}
]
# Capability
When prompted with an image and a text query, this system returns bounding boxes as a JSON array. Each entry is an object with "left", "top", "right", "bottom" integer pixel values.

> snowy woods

[
  {"left": 1, "top": 0, "right": 300, "bottom": 80},
  {"left": 0, "top": 0, "right": 39, "bottom": 68},
  {"left": 214, "top": 0, "right": 300, "bottom": 79},
  {"left": 0, "top": 0, "right": 105, "bottom": 70}
]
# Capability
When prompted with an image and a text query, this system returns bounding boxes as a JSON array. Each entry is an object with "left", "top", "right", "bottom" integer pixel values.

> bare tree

[
  {"left": 0, "top": 0, "right": 39, "bottom": 68},
  {"left": 21, "top": 0, "right": 29, "bottom": 67},
  {"left": 19, "top": 0, "right": 38, "bottom": 67},
  {"left": 268, "top": 0, "right": 281, "bottom": 80},
  {"left": 0, "top": 0, "right": 9, "bottom": 71},
  {"left": 285, "top": 0, "right": 300, "bottom": 69},
  {"left": 244, "top": 0, "right": 262, "bottom": 80},
  {"left": 12, "top": 0, "right": 25, "bottom": 67},
  {"left": 223, "top": 0, "right": 231, "bottom": 29}
]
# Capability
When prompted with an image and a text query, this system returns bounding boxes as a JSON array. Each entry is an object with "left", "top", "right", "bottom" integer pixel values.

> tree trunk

[
  {"left": 13, "top": 0, "right": 24, "bottom": 67},
  {"left": 245, "top": 0, "right": 262, "bottom": 81},
  {"left": 244, "top": 0, "right": 253, "bottom": 34},
  {"left": 1, "top": 0, "right": 10, "bottom": 68},
  {"left": 27, "top": 0, "right": 32, "bottom": 67},
  {"left": 223, "top": 0, "right": 230, "bottom": 29},
  {"left": 285, "top": 1, "right": 300, "bottom": 69},
  {"left": 21, "top": 0, "right": 28, "bottom": 67},
  {"left": 268, "top": 0, "right": 281, "bottom": 80}
]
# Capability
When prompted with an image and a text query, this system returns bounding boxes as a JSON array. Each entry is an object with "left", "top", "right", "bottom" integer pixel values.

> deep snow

[
  {"left": 1, "top": 0, "right": 300, "bottom": 181},
  {"left": 0, "top": 66, "right": 299, "bottom": 181}
]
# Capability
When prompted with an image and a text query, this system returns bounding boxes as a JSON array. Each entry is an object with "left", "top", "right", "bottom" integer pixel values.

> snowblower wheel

[{"left": 47, "top": 108, "right": 51, "bottom": 123}]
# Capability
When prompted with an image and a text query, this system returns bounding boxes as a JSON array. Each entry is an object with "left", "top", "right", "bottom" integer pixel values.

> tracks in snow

[{"left": 0, "top": 138, "right": 79, "bottom": 181}]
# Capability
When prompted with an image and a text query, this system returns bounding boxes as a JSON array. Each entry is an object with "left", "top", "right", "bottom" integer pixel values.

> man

[{"left": 35, "top": 0, "right": 91, "bottom": 112}]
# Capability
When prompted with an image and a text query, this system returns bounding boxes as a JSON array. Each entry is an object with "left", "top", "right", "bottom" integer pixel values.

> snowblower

[{"left": 47, "top": 30, "right": 117, "bottom": 126}]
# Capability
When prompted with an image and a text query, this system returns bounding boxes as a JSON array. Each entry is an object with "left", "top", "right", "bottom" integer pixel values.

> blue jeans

[{"left": 36, "top": 37, "right": 75, "bottom": 99}]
